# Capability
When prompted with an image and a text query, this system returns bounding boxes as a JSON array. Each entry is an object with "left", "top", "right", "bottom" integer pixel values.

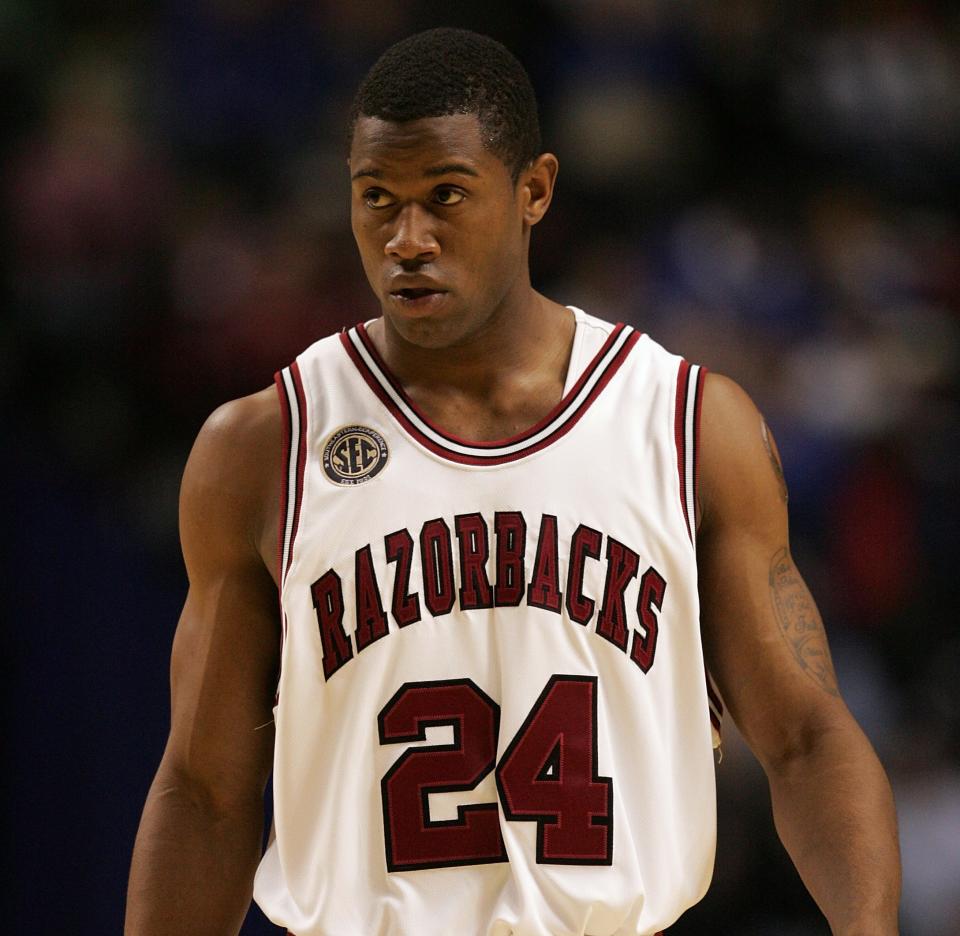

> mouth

[
  {"left": 388, "top": 286, "right": 448, "bottom": 312},
  {"left": 391, "top": 287, "right": 445, "bottom": 300}
]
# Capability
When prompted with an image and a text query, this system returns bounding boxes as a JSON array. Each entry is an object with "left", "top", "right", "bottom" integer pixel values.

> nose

[{"left": 385, "top": 203, "right": 440, "bottom": 263}]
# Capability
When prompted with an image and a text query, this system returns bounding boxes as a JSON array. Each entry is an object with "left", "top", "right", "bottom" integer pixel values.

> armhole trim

[
  {"left": 692, "top": 364, "right": 706, "bottom": 537},
  {"left": 674, "top": 360, "right": 706, "bottom": 545},
  {"left": 691, "top": 366, "right": 721, "bottom": 744},
  {"left": 276, "top": 361, "right": 308, "bottom": 589},
  {"left": 275, "top": 369, "right": 293, "bottom": 593},
  {"left": 707, "top": 672, "right": 724, "bottom": 749},
  {"left": 675, "top": 361, "right": 722, "bottom": 746},
  {"left": 274, "top": 361, "right": 308, "bottom": 703}
]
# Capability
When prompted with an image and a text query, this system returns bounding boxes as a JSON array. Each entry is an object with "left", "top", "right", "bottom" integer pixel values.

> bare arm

[
  {"left": 125, "top": 388, "right": 282, "bottom": 936},
  {"left": 697, "top": 374, "right": 900, "bottom": 935}
]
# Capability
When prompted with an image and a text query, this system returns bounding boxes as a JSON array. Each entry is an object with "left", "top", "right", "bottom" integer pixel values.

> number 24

[{"left": 378, "top": 674, "right": 613, "bottom": 872}]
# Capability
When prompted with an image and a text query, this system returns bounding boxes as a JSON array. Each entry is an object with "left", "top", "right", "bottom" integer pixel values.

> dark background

[{"left": 3, "top": 1, "right": 959, "bottom": 934}]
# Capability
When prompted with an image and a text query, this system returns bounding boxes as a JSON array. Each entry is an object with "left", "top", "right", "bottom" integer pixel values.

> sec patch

[{"left": 322, "top": 425, "right": 389, "bottom": 485}]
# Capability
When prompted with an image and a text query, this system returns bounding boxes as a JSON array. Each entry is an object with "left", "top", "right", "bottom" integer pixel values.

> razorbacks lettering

[{"left": 309, "top": 511, "right": 667, "bottom": 681}]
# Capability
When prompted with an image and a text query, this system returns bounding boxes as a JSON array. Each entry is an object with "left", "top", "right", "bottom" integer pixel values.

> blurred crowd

[{"left": 3, "top": 1, "right": 958, "bottom": 934}]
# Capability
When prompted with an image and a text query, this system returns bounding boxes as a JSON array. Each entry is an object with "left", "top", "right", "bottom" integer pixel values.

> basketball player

[{"left": 125, "top": 29, "right": 900, "bottom": 936}]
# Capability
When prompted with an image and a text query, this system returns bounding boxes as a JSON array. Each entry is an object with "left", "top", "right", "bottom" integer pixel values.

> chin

[
  {"left": 387, "top": 315, "right": 463, "bottom": 350},
  {"left": 378, "top": 300, "right": 467, "bottom": 350}
]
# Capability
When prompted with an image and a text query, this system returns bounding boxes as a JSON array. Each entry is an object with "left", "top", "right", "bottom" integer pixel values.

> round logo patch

[{"left": 322, "top": 425, "right": 389, "bottom": 485}]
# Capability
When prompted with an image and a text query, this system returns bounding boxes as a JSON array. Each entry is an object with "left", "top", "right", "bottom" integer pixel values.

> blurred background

[{"left": 3, "top": 1, "right": 958, "bottom": 933}]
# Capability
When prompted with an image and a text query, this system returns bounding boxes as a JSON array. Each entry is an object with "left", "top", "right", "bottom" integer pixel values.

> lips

[
  {"left": 387, "top": 284, "right": 448, "bottom": 314},
  {"left": 388, "top": 274, "right": 447, "bottom": 298}
]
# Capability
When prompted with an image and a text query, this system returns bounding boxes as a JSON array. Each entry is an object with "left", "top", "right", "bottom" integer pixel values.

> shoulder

[
  {"left": 192, "top": 385, "right": 282, "bottom": 463},
  {"left": 700, "top": 371, "right": 762, "bottom": 450},
  {"left": 180, "top": 385, "right": 283, "bottom": 572}
]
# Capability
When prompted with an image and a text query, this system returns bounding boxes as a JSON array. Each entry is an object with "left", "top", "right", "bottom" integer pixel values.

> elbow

[
  {"left": 753, "top": 705, "right": 866, "bottom": 780},
  {"left": 151, "top": 758, "right": 265, "bottom": 822}
]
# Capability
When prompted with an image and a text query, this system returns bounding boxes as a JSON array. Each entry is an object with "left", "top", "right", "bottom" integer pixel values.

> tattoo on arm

[
  {"left": 761, "top": 419, "right": 789, "bottom": 504},
  {"left": 769, "top": 547, "right": 839, "bottom": 696}
]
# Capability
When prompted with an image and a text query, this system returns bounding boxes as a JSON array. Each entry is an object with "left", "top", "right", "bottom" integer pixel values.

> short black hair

[{"left": 349, "top": 28, "right": 541, "bottom": 181}]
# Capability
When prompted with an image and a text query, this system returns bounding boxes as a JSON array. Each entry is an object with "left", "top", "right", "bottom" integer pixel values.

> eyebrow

[
  {"left": 425, "top": 163, "right": 479, "bottom": 178},
  {"left": 351, "top": 163, "right": 480, "bottom": 182}
]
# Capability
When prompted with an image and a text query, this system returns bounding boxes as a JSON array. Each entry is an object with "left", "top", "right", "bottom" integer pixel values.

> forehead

[{"left": 349, "top": 113, "right": 508, "bottom": 182}]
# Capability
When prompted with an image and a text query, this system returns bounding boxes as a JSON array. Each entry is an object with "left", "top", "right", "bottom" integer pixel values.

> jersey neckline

[{"left": 339, "top": 315, "right": 641, "bottom": 466}]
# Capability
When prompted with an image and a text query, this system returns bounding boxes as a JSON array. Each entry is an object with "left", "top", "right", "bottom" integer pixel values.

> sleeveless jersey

[{"left": 253, "top": 308, "right": 724, "bottom": 936}]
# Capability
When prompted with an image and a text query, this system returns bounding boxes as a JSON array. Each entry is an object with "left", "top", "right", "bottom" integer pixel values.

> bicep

[
  {"left": 697, "top": 375, "right": 848, "bottom": 770},
  {"left": 164, "top": 568, "right": 279, "bottom": 806},
  {"left": 160, "top": 396, "right": 281, "bottom": 807}
]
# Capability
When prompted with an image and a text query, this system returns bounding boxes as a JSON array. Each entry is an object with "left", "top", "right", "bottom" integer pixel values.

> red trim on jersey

[
  {"left": 674, "top": 360, "right": 692, "bottom": 541},
  {"left": 691, "top": 366, "right": 707, "bottom": 536},
  {"left": 274, "top": 369, "right": 293, "bottom": 593},
  {"left": 706, "top": 674, "right": 724, "bottom": 716},
  {"left": 340, "top": 322, "right": 640, "bottom": 466},
  {"left": 287, "top": 360, "right": 309, "bottom": 577},
  {"left": 354, "top": 320, "right": 627, "bottom": 450},
  {"left": 274, "top": 362, "right": 308, "bottom": 704},
  {"left": 273, "top": 368, "right": 295, "bottom": 704}
]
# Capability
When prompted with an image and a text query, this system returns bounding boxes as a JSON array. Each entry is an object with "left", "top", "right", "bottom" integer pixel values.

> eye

[
  {"left": 362, "top": 188, "right": 395, "bottom": 209},
  {"left": 433, "top": 187, "right": 466, "bottom": 206}
]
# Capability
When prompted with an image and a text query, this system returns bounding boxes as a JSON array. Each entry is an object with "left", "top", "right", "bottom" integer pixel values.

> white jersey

[{"left": 254, "top": 308, "right": 723, "bottom": 936}]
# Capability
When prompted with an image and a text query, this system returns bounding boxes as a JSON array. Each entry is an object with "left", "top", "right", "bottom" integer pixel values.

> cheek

[
  {"left": 476, "top": 211, "right": 524, "bottom": 277},
  {"left": 471, "top": 200, "right": 519, "bottom": 251},
  {"left": 352, "top": 218, "right": 383, "bottom": 271},
  {"left": 351, "top": 211, "right": 373, "bottom": 244}
]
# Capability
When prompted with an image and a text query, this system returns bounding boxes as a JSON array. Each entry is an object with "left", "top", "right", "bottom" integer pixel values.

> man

[{"left": 126, "top": 28, "right": 900, "bottom": 936}]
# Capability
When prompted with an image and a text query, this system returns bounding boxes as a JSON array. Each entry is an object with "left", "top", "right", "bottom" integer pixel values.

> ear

[{"left": 519, "top": 153, "right": 559, "bottom": 226}]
